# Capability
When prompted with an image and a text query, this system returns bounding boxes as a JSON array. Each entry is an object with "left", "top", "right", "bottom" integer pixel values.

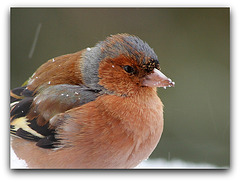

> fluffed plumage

[{"left": 10, "top": 33, "right": 175, "bottom": 168}]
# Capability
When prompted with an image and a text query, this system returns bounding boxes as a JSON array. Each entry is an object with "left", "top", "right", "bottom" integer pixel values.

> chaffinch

[{"left": 10, "top": 33, "right": 175, "bottom": 169}]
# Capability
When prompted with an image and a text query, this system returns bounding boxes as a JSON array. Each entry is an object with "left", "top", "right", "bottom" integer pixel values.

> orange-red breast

[{"left": 10, "top": 33, "right": 175, "bottom": 169}]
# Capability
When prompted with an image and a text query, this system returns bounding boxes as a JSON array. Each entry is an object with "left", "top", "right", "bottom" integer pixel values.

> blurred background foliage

[{"left": 10, "top": 8, "right": 230, "bottom": 167}]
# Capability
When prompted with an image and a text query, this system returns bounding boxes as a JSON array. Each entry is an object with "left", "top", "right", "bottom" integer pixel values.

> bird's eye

[{"left": 123, "top": 65, "right": 135, "bottom": 74}]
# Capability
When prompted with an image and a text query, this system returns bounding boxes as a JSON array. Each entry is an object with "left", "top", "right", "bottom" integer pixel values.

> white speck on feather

[
  {"left": 48, "top": 81, "right": 51, "bottom": 84},
  {"left": 87, "top": 47, "right": 91, "bottom": 51},
  {"left": 52, "top": 58, "right": 55, "bottom": 62},
  {"left": 61, "top": 93, "right": 64, "bottom": 96},
  {"left": 163, "top": 86, "right": 166, "bottom": 89},
  {"left": 35, "top": 99, "right": 41, "bottom": 105},
  {"left": 74, "top": 92, "right": 79, "bottom": 95},
  {"left": 112, "top": 65, "right": 115, "bottom": 68},
  {"left": 28, "top": 79, "right": 34, "bottom": 85},
  {"left": 66, "top": 94, "right": 69, "bottom": 97}
]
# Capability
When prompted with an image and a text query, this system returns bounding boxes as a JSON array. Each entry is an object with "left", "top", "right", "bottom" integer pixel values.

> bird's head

[{"left": 81, "top": 33, "right": 174, "bottom": 96}]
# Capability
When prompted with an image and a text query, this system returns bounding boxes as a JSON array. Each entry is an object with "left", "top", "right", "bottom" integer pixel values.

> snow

[
  {"left": 10, "top": 147, "right": 28, "bottom": 169},
  {"left": 136, "top": 158, "right": 221, "bottom": 169}
]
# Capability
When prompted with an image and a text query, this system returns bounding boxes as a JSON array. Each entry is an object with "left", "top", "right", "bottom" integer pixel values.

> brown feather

[{"left": 27, "top": 50, "right": 85, "bottom": 91}]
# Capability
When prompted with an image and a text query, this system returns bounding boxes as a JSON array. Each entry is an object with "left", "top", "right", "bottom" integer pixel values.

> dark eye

[{"left": 123, "top": 65, "right": 135, "bottom": 74}]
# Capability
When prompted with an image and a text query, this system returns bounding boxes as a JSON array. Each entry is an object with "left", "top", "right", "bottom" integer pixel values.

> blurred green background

[{"left": 10, "top": 8, "right": 230, "bottom": 167}]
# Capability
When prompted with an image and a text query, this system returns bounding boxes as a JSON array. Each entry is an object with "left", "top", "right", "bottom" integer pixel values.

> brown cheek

[
  {"left": 98, "top": 58, "right": 139, "bottom": 95},
  {"left": 98, "top": 59, "right": 125, "bottom": 91}
]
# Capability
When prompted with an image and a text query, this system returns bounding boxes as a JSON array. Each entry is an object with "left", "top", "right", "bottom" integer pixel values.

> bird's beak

[{"left": 141, "top": 68, "right": 175, "bottom": 88}]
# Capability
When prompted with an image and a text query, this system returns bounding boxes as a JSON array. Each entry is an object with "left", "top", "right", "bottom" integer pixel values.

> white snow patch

[
  {"left": 136, "top": 158, "right": 224, "bottom": 169},
  {"left": 10, "top": 146, "right": 28, "bottom": 169}
]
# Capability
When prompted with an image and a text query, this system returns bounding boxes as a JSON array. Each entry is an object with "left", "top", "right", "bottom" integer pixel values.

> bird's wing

[
  {"left": 10, "top": 84, "right": 101, "bottom": 148},
  {"left": 25, "top": 50, "right": 84, "bottom": 91}
]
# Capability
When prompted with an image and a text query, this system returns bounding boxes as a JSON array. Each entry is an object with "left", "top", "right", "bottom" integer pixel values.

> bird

[{"left": 10, "top": 33, "right": 175, "bottom": 169}]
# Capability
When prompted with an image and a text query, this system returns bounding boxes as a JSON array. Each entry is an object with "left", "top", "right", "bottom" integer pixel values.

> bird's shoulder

[{"left": 26, "top": 50, "right": 85, "bottom": 91}]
